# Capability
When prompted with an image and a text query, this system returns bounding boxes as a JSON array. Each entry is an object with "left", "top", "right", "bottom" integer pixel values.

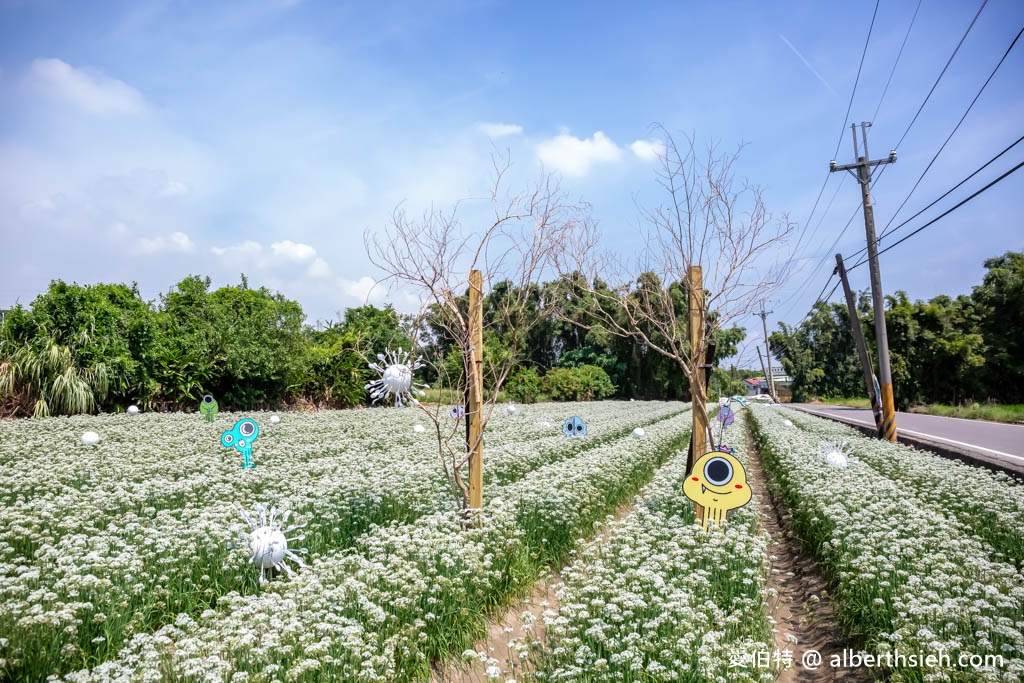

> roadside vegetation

[{"left": 773, "top": 251, "right": 1024, "bottom": 412}]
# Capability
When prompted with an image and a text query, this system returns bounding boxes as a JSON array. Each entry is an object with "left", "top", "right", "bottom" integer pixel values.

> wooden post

[
  {"left": 687, "top": 266, "right": 707, "bottom": 522},
  {"left": 467, "top": 269, "right": 484, "bottom": 510}
]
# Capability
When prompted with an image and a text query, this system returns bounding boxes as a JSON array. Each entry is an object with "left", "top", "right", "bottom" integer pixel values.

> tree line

[
  {"left": 770, "top": 251, "right": 1023, "bottom": 407},
  {"left": 0, "top": 272, "right": 749, "bottom": 417}
]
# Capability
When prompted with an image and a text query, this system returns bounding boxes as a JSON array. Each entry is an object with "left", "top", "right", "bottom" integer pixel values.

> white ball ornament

[
  {"left": 632, "top": 427, "right": 646, "bottom": 439},
  {"left": 127, "top": 405, "right": 140, "bottom": 415},
  {"left": 270, "top": 415, "right": 281, "bottom": 424},
  {"left": 505, "top": 402, "right": 518, "bottom": 415},
  {"left": 81, "top": 431, "right": 100, "bottom": 445},
  {"left": 782, "top": 419, "right": 794, "bottom": 427},
  {"left": 413, "top": 424, "right": 426, "bottom": 434}
]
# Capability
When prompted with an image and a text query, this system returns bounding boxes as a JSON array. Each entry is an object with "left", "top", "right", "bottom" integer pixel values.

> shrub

[
  {"left": 541, "top": 364, "right": 615, "bottom": 401},
  {"left": 504, "top": 367, "right": 543, "bottom": 403}
]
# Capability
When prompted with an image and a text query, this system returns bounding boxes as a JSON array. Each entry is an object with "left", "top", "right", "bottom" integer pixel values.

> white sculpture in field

[
  {"left": 269, "top": 415, "right": 281, "bottom": 424},
  {"left": 782, "top": 419, "right": 794, "bottom": 428},
  {"left": 239, "top": 503, "right": 307, "bottom": 583},
  {"left": 819, "top": 440, "right": 853, "bottom": 469},
  {"left": 413, "top": 424, "right": 426, "bottom": 434},
  {"left": 81, "top": 431, "right": 100, "bottom": 445},
  {"left": 366, "top": 349, "right": 428, "bottom": 408},
  {"left": 127, "top": 405, "right": 140, "bottom": 415},
  {"left": 505, "top": 401, "right": 518, "bottom": 415},
  {"left": 632, "top": 427, "right": 646, "bottom": 439}
]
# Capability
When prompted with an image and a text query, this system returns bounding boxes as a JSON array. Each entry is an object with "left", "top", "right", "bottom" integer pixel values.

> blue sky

[{"left": 1, "top": 0, "right": 1021, "bottom": 366}]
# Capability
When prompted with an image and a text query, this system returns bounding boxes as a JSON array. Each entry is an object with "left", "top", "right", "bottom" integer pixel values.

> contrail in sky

[{"left": 778, "top": 33, "right": 838, "bottom": 96}]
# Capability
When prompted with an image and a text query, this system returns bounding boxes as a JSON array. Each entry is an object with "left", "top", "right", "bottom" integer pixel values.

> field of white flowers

[
  {"left": 749, "top": 405, "right": 1024, "bottom": 683},
  {"left": 533, "top": 409, "right": 775, "bottom": 682},
  {"left": 0, "top": 401, "right": 692, "bottom": 681},
  {"left": 6, "top": 399, "right": 1023, "bottom": 682}
]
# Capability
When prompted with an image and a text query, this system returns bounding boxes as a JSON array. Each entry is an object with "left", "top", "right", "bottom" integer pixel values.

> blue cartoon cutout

[
  {"left": 562, "top": 416, "right": 587, "bottom": 438},
  {"left": 222, "top": 418, "right": 259, "bottom": 469}
]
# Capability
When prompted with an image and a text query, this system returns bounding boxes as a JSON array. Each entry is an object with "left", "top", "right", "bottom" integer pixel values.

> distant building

[{"left": 744, "top": 368, "right": 792, "bottom": 397}]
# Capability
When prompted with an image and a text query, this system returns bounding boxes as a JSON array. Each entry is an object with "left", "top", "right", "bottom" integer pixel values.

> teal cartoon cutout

[
  {"left": 223, "top": 418, "right": 259, "bottom": 469},
  {"left": 200, "top": 395, "right": 219, "bottom": 423}
]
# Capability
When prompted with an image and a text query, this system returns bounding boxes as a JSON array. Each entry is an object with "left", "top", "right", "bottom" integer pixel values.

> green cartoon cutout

[{"left": 200, "top": 394, "right": 219, "bottom": 422}]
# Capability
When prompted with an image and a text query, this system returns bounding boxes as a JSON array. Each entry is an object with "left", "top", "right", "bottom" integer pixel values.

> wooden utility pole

[
  {"left": 835, "top": 254, "right": 884, "bottom": 434},
  {"left": 687, "top": 265, "right": 707, "bottom": 522},
  {"left": 830, "top": 122, "right": 898, "bottom": 442},
  {"left": 756, "top": 346, "right": 770, "bottom": 397},
  {"left": 757, "top": 302, "right": 777, "bottom": 402},
  {"left": 467, "top": 269, "right": 484, "bottom": 510}
]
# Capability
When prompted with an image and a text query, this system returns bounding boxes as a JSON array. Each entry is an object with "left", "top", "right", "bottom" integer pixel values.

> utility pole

[
  {"left": 757, "top": 302, "right": 777, "bottom": 402},
  {"left": 756, "top": 346, "right": 770, "bottom": 397},
  {"left": 467, "top": 269, "right": 484, "bottom": 510},
  {"left": 830, "top": 122, "right": 898, "bottom": 442},
  {"left": 835, "top": 253, "right": 883, "bottom": 434}
]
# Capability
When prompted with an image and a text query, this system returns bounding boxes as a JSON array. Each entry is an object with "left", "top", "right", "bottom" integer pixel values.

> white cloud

[
  {"left": 27, "top": 58, "right": 146, "bottom": 116},
  {"left": 340, "top": 275, "right": 385, "bottom": 305},
  {"left": 211, "top": 240, "right": 262, "bottom": 259},
  {"left": 271, "top": 239, "right": 317, "bottom": 262},
  {"left": 629, "top": 139, "right": 665, "bottom": 161},
  {"left": 476, "top": 122, "right": 523, "bottom": 138},
  {"left": 307, "top": 257, "right": 330, "bottom": 278},
  {"left": 536, "top": 130, "right": 623, "bottom": 177},
  {"left": 138, "top": 231, "right": 195, "bottom": 254},
  {"left": 160, "top": 180, "right": 189, "bottom": 196},
  {"left": 212, "top": 239, "right": 331, "bottom": 279}
]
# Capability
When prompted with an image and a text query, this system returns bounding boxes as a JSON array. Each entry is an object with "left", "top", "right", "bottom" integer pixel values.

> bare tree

[
  {"left": 365, "top": 155, "right": 590, "bottom": 515},
  {"left": 565, "top": 126, "right": 795, "bottom": 449}
]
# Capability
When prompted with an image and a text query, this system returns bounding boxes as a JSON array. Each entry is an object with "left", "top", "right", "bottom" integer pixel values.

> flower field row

[
  {"left": 749, "top": 405, "right": 1024, "bottom": 682},
  {"left": 0, "top": 401, "right": 689, "bottom": 681},
  {"left": 777, "top": 408, "right": 1024, "bottom": 568},
  {"left": 533, "top": 409, "right": 774, "bottom": 682}
]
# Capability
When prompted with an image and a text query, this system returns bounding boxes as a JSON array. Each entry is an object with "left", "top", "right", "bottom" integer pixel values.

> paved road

[{"left": 789, "top": 404, "right": 1024, "bottom": 475}]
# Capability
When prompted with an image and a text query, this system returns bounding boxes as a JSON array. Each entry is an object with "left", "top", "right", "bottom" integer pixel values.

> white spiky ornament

[
  {"left": 238, "top": 503, "right": 308, "bottom": 582},
  {"left": 366, "top": 349, "right": 429, "bottom": 408}
]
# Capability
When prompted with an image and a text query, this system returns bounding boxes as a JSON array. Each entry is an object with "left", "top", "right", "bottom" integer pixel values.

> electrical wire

[
  {"left": 850, "top": 158, "right": 1024, "bottom": 269},
  {"left": 881, "top": 134, "right": 1024, "bottom": 243},
  {"left": 872, "top": 0, "right": 923, "bottom": 123},
  {"left": 879, "top": 24, "right": 1024, "bottom": 240},
  {"left": 893, "top": 0, "right": 988, "bottom": 152},
  {"left": 790, "top": 0, "right": 881, "bottom": 261}
]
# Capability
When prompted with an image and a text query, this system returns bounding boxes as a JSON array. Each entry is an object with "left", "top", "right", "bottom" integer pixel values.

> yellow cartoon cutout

[{"left": 683, "top": 450, "right": 752, "bottom": 530}]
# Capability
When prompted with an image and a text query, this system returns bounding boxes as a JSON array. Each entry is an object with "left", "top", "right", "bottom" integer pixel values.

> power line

[
  {"left": 881, "top": 134, "right": 1024, "bottom": 243},
  {"left": 851, "top": 158, "right": 1024, "bottom": 269},
  {"left": 790, "top": 0, "right": 880, "bottom": 261},
  {"left": 833, "top": 0, "right": 880, "bottom": 161},
  {"left": 871, "top": 0, "right": 923, "bottom": 123},
  {"left": 879, "top": 23, "right": 1024, "bottom": 239},
  {"left": 893, "top": 0, "right": 988, "bottom": 152}
]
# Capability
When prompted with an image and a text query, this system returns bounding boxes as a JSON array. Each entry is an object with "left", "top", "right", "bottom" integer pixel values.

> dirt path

[
  {"left": 431, "top": 502, "right": 634, "bottom": 682},
  {"left": 745, "top": 427, "right": 871, "bottom": 682}
]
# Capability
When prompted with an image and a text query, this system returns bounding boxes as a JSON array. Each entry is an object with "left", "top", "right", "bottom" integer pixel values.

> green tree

[
  {"left": 973, "top": 252, "right": 1024, "bottom": 402},
  {"left": 0, "top": 281, "right": 157, "bottom": 415}
]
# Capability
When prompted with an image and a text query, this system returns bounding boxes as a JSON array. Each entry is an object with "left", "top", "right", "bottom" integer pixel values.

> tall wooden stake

[
  {"left": 687, "top": 265, "right": 707, "bottom": 522},
  {"left": 467, "top": 269, "right": 484, "bottom": 510}
]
